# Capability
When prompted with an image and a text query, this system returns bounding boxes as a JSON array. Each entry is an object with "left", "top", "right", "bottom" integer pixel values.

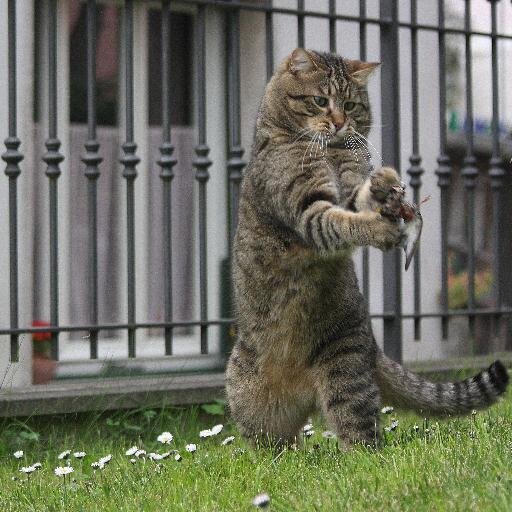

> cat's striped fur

[{"left": 226, "top": 49, "right": 509, "bottom": 448}]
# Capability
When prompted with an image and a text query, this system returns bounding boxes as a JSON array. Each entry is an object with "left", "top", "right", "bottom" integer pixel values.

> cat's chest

[{"left": 327, "top": 156, "right": 369, "bottom": 200}]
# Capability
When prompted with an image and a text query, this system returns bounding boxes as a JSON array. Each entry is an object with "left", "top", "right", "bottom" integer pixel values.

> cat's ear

[
  {"left": 289, "top": 48, "right": 320, "bottom": 74},
  {"left": 346, "top": 60, "right": 380, "bottom": 84}
]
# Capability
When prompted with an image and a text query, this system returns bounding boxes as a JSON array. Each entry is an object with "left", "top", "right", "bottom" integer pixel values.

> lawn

[{"left": 0, "top": 380, "right": 511, "bottom": 512}]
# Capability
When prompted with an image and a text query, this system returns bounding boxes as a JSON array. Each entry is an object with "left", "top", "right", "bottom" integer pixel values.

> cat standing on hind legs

[{"left": 226, "top": 48, "right": 509, "bottom": 449}]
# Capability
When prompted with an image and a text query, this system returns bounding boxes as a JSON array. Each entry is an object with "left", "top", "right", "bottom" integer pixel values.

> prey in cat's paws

[{"left": 369, "top": 167, "right": 405, "bottom": 220}]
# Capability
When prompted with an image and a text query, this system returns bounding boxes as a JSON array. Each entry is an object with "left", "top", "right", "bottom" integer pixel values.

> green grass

[{"left": 0, "top": 389, "right": 511, "bottom": 512}]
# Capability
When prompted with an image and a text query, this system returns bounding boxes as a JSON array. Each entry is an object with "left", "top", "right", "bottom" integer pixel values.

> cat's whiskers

[
  {"left": 301, "top": 133, "right": 318, "bottom": 175},
  {"left": 348, "top": 134, "right": 370, "bottom": 164},
  {"left": 351, "top": 129, "right": 383, "bottom": 167},
  {"left": 346, "top": 136, "right": 359, "bottom": 165},
  {"left": 291, "top": 128, "right": 314, "bottom": 144}
]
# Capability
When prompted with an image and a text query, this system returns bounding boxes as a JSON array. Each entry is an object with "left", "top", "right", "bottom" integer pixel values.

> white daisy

[
  {"left": 384, "top": 420, "right": 399, "bottom": 432},
  {"left": 135, "top": 449, "right": 146, "bottom": 458},
  {"left": 252, "top": 493, "right": 271, "bottom": 508},
  {"left": 20, "top": 466, "right": 36, "bottom": 474},
  {"left": 73, "top": 451, "right": 86, "bottom": 459},
  {"left": 91, "top": 461, "right": 101, "bottom": 469},
  {"left": 125, "top": 446, "right": 138, "bottom": 456},
  {"left": 304, "top": 430, "right": 315, "bottom": 437},
  {"left": 185, "top": 443, "right": 197, "bottom": 453},
  {"left": 54, "top": 466, "right": 74, "bottom": 477},
  {"left": 129, "top": 458, "right": 137, "bottom": 464},
  {"left": 381, "top": 406, "right": 394, "bottom": 414},
  {"left": 321, "top": 431, "right": 336, "bottom": 439},
  {"left": 13, "top": 450, "right": 24, "bottom": 459},
  {"left": 210, "top": 424, "right": 223, "bottom": 436},
  {"left": 303, "top": 424, "right": 313, "bottom": 432},
  {"left": 221, "top": 436, "right": 235, "bottom": 446},
  {"left": 174, "top": 453, "right": 182, "bottom": 462},
  {"left": 58, "top": 450, "right": 71, "bottom": 460},
  {"left": 99, "top": 454, "right": 112, "bottom": 466},
  {"left": 157, "top": 432, "right": 174, "bottom": 444},
  {"left": 148, "top": 452, "right": 170, "bottom": 461},
  {"left": 32, "top": 462, "right": 42, "bottom": 470},
  {"left": 199, "top": 429, "right": 212, "bottom": 438}
]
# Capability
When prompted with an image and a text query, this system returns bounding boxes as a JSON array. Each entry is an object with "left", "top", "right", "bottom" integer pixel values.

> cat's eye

[
  {"left": 313, "top": 96, "right": 328, "bottom": 108},
  {"left": 344, "top": 101, "right": 356, "bottom": 112}
]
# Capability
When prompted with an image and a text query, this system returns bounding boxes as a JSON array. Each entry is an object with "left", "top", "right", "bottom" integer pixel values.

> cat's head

[{"left": 260, "top": 49, "right": 378, "bottom": 142}]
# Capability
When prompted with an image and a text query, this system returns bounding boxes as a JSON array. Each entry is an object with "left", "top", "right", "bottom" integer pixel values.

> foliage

[
  {"left": 0, "top": 385, "right": 511, "bottom": 511},
  {"left": 447, "top": 269, "right": 493, "bottom": 310}
]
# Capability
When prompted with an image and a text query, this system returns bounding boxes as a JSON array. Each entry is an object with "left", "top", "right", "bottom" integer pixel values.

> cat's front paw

[
  {"left": 362, "top": 211, "right": 402, "bottom": 251},
  {"left": 370, "top": 167, "right": 404, "bottom": 220}
]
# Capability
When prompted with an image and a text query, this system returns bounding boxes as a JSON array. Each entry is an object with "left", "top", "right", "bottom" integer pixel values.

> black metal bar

[
  {"left": 297, "top": 0, "right": 305, "bottom": 48},
  {"left": 488, "top": 0, "right": 504, "bottom": 334},
  {"left": 158, "top": 0, "right": 177, "bottom": 356},
  {"left": 166, "top": 0, "right": 512, "bottom": 41},
  {"left": 177, "top": 0, "right": 388, "bottom": 26},
  {"left": 265, "top": 0, "right": 274, "bottom": 81},
  {"left": 380, "top": 0, "right": 402, "bottom": 362},
  {"left": 227, "top": 8, "right": 245, "bottom": 254},
  {"left": 193, "top": 5, "right": 212, "bottom": 354},
  {"left": 2, "top": 0, "right": 23, "bottom": 362},
  {"left": 42, "top": 0, "right": 65, "bottom": 361},
  {"left": 461, "top": 0, "right": 478, "bottom": 340},
  {"left": 4, "top": 305, "right": 512, "bottom": 337},
  {"left": 329, "top": 0, "right": 336, "bottom": 52},
  {"left": 119, "top": 0, "right": 140, "bottom": 357},
  {"left": 407, "top": 0, "right": 424, "bottom": 340},
  {"left": 435, "top": 0, "right": 451, "bottom": 340},
  {"left": 359, "top": 0, "right": 370, "bottom": 307},
  {"left": 82, "top": 0, "right": 102, "bottom": 359}
]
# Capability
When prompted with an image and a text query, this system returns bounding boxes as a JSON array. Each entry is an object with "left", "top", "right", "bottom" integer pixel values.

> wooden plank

[{"left": 0, "top": 372, "right": 225, "bottom": 417}]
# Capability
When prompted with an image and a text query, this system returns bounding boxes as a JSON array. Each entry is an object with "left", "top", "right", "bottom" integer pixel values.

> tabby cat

[{"left": 226, "top": 49, "right": 509, "bottom": 448}]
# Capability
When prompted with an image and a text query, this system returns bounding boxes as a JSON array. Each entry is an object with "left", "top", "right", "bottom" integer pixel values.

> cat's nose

[{"left": 333, "top": 121, "right": 343, "bottom": 131}]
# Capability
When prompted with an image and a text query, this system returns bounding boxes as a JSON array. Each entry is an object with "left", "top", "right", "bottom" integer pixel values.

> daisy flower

[
  {"left": 303, "top": 424, "right": 313, "bottom": 432},
  {"left": 135, "top": 449, "right": 146, "bottom": 458},
  {"left": 73, "top": 452, "right": 86, "bottom": 459},
  {"left": 54, "top": 466, "right": 74, "bottom": 477},
  {"left": 157, "top": 432, "right": 174, "bottom": 444},
  {"left": 322, "top": 431, "right": 336, "bottom": 439},
  {"left": 185, "top": 443, "right": 197, "bottom": 453},
  {"left": 58, "top": 450, "right": 71, "bottom": 460},
  {"left": 252, "top": 493, "right": 271, "bottom": 508},
  {"left": 199, "top": 429, "right": 212, "bottom": 438},
  {"left": 20, "top": 466, "right": 36, "bottom": 474},
  {"left": 32, "top": 462, "right": 42, "bottom": 470},
  {"left": 304, "top": 430, "right": 315, "bottom": 437},
  {"left": 129, "top": 458, "right": 137, "bottom": 464},
  {"left": 13, "top": 450, "right": 24, "bottom": 459},
  {"left": 148, "top": 452, "right": 170, "bottom": 461},
  {"left": 125, "top": 446, "right": 139, "bottom": 456},
  {"left": 99, "top": 454, "right": 112, "bottom": 466},
  {"left": 174, "top": 453, "right": 182, "bottom": 462},
  {"left": 384, "top": 420, "right": 399, "bottom": 432},
  {"left": 210, "top": 424, "right": 223, "bottom": 436},
  {"left": 381, "top": 406, "right": 394, "bottom": 415},
  {"left": 221, "top": 436, "right": 235, "bottom": 446}
]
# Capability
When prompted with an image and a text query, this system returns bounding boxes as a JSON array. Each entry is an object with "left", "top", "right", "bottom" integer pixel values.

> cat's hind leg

[
  {"left": 226, "top": 342, "right": 315, "bottom": 449},
  {"left": 310, "top": 333, "right": 381, "bottom": 448}
]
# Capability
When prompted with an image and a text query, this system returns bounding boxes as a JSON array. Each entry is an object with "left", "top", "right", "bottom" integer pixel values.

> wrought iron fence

[{"left": 1, "top": 0, "right": 512, "bottom": 400}]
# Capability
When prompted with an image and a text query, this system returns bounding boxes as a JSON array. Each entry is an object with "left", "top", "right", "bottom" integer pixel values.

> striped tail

[{"left": 376, "top": 350, "right": 509, "bottom": 415}]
